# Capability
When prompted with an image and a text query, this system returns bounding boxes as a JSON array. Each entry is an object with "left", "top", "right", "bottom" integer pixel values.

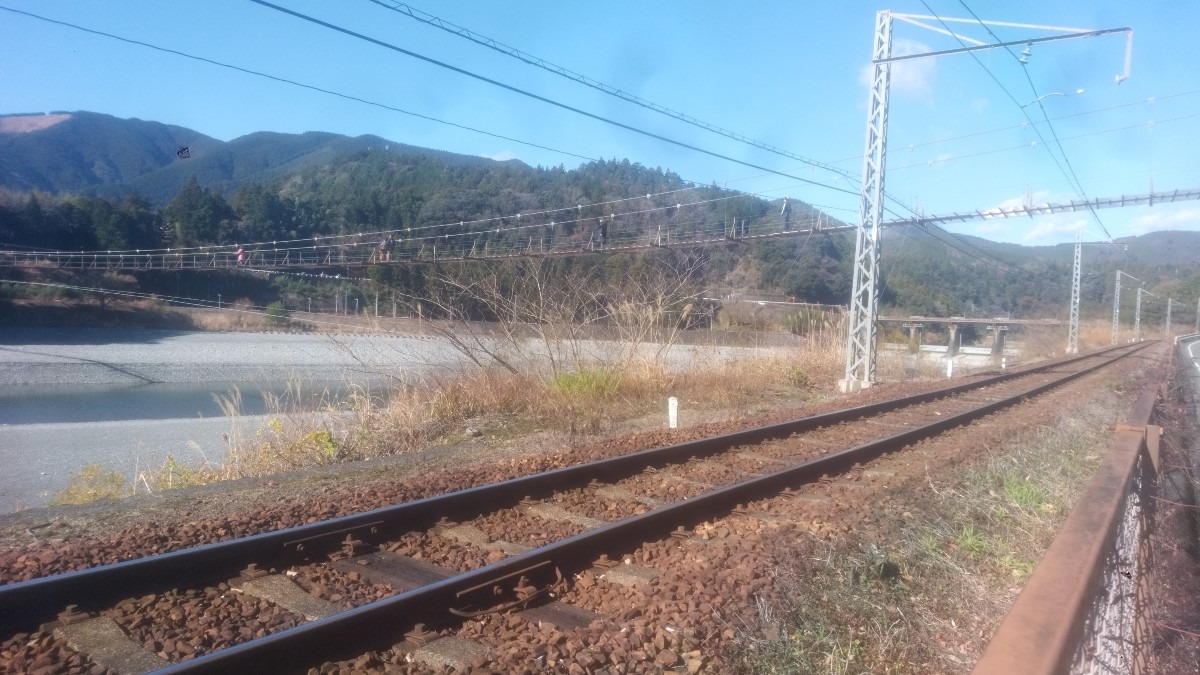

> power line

[
  {"left": 887, "top": 110, "right": 1200, "bottom": 171},
  {"left": 247, "top": 0, "right": 861, "bottom": 201},
  {"left": 365, "top": 0, "right": 934, "bottom": 224},
  {"left": 951, "top": 0, "right": 1116, "bottom": 241},
  {"left": 0, "top": 5, "right": 856, "bottom": 252},
  {"left": 365, "top": 0, "right": 856, "bottom": 182},
  {"left": 828, "top": 88, "right": 1200, "bottom": 166},
  {"left": 0, "top": 4, "right": 594, "bottom": 163}
]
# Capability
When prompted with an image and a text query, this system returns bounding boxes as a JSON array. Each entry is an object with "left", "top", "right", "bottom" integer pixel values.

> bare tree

[{"left": 411, "top": 253, "right": 706, "bottom": 380}]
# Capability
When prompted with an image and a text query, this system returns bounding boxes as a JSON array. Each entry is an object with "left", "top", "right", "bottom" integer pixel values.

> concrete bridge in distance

[{"left": 879, "top": 316, "right": 1066, "bottom": 357}]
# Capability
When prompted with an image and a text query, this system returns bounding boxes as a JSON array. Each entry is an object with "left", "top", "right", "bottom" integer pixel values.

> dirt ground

[{"left": 2, "top": 343, "right": 1196, "bottom": 673}]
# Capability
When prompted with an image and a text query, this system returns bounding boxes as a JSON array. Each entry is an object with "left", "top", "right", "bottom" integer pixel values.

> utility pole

[
  {"left": 1132, "top": 284, "right": 1142, "bottom": 338},
  {"left": 1067, "top": 231, "right": 1081, "bottom": 354},
  {"left": 1165, "top": 297, "right": 1172, "bottom": 338},
  {"left": 838, "top": 12, "right": 1131, "bottom": 391},
  {"left": 840, "top": 9, "right": 892, "bottom": 393},
  {"left": 1111, "top": 270, "right": 1121, "bottom": 345}
]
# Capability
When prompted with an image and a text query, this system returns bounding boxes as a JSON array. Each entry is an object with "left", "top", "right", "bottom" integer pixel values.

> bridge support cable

[{"left": 886, "top": 188, "right": 1200, "bottom": 229}]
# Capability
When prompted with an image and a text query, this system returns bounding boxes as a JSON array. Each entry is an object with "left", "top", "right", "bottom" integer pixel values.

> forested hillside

[{"left": 2, "top": 111, "right": 1199, "bottom": 320}]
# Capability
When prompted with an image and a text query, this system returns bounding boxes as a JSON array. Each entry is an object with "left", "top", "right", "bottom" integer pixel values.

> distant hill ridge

[{"left": 0, "top": 111, "right": 516, "bottom": 203}]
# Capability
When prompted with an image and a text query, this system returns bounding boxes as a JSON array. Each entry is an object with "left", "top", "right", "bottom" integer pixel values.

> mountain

[
  {"left": 0, "top": 111, "right": 211, "bottom": 196},
  {"left": 2, "top": 110, "right": 1197, "bottom": 320},
  {"left": 0, "top": 111, "right": 516, "bottom": 204}
]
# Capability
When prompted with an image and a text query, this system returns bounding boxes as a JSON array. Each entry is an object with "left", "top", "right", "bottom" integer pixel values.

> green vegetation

[
  {"left": 551, "top": 367, "right": 623, "bottom": 398},
  {"left": 51, "top": 465, "right": 128, "bottom": 505},
  {"left": 741, "top": 397, "right": 1117, "bottom": 673},
  {"left": 4, "top": 110, "right": 1199, "bottom": 320},
  {"left": 264, "top": 300, "right": 290, "bottom": 325}
]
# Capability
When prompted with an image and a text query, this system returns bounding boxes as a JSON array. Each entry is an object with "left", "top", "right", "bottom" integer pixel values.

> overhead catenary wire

[
  {"left": 246, "top": 0, "right": 861, "bottom": 201},
  {"left": 825, "top": 88, "right": 1200, "bottom": 167},
  {"left": 365, "top": 0, "right": 856, "bottom": 183},
  {"left": 364, "top": 0, "right": 930, "bottom": 222},
  {"left": 955, "top": 0, "right": 1118, "bottom": 242},
  {"left": 0, "top": 4, "right": 859, "bottom": 256},
  {"left": 887, "top": 110, "right": 1200, "bottom": 171},
  {"left": 0, "top": 4, "right": 595, "bottom": 164},
  {"left": 925, "top": 0, "right": 1116, "bottom": 241}
]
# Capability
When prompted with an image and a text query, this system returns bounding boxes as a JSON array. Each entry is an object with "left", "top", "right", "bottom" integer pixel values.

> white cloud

[
  {"left": 974, "top": 221, "right": 1011, "bottom": 235},
  {"left": 859, "top": 39, "right": 935, "bottom": 100},
  {"left": 483, "top": 151, "right": 517, "bottom": 162},
  {"left": 1024, "top": 217, "right": 1086, "bottom": 241},
  {"left": 1128, "top": 207, "right": 1200, "bottom": 234}
]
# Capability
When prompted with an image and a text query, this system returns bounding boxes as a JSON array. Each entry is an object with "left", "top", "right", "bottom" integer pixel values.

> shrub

[
  {"left": 265, "top": 301, "right": 290, "bottom": 325},
  {"left": 51, "top": 465, "right": 128, "bottom": 505},
  {"left": 551, "top": 367, "right": 623, "bottom": 398}
]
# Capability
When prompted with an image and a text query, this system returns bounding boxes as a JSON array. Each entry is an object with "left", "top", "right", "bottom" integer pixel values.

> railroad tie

[
  {"left": 409, "top": 636, "right": 490, "bottom": 670},
  {"left": 236, "top": 575, "right": 342, "bottom": 621},
  {"left": 440, "top": 524, "right": 531, "bottom": 555},
  {"left": 735, "top": 451, "right": 791, "bottom": 466},
  {"left": 653, "top": 471, "right": 714, "bottom": 490},
  {"left": 518, "top": 502, "right": 607, "bottom": 528},
  {"left": 593, "top": 555, "right": 660, "bottom": 588},
  {"left": 54, "top": 616, "right": 171, "bottom": 674},
  {"left": 333, "top": 551, "right": 455, "bottom": 591},
  {"left": 594, "top": 485, "right": 662, "bottom": 507}
]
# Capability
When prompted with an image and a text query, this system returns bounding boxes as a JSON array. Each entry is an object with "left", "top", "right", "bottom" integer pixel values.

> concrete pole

[{"left": 1165, "top": 298, "right": 1172, "bottom": 339}]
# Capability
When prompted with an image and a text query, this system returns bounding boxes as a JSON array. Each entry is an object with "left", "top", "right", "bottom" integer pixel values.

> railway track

[{"left": 0, "top": 342, "right": 1151, "bottom": 673}]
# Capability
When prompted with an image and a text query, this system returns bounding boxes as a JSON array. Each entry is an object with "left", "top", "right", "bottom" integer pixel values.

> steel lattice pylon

[
  {"left": 1067, "top": 232, "right": 1081, "bottom": 353},
  {"left": 841, "top": 9, "right": 893, "bottom": 393},
  {"left": 1111, "top": 270, "right": 1122, "bottom": 345},
  {"left": 1134, "top": 287, "right": 1143, "bottom": 341}
]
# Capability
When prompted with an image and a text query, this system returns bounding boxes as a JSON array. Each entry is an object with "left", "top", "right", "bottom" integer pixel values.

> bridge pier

[
  {"left": 903, "top": 322, "right": 923, "bottom": 354},
  {"left": 990, "top": 323, "right": 1009, "bottom": 356}
]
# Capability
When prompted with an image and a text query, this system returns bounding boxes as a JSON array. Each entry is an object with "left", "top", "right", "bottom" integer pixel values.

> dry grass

[
  {"left": 61, "top": 322, "right": 853, "bottom": 498},
  {"left": 739, "top": 393, "right": 1121, "bottom": 673}
]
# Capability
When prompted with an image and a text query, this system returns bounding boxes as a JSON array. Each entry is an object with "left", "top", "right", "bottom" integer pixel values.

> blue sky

[{"left": 1, "top": 0, "right": 1197, "bottom": 245}]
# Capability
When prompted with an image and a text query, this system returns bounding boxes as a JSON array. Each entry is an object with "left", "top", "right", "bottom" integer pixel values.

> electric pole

[
  {"left": 1067, "top": 231, "right": 1081, "bottom": 354},
  {"left": 1134, "top": 287, "right": 1143, "bottom": 341},
  {"left": 838, "top": 12, "right": 1131, "bottom": 391},
  {"left": 840, "top": 9, "right": 892, "bottom": 393},
  {"left": 1165, "top": 297, "right": 1172, "bottom": 338},
  {"left": 1111, "top": 270, "right": 1121, "bottom": 345}
]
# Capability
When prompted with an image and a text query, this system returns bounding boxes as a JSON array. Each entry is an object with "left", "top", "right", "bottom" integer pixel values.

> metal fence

[{"left": 973, "top": 378, "right": 1161, "bottom": 675}]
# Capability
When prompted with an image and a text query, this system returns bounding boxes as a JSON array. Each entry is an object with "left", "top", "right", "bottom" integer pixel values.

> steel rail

[
  {"left": 0, "top": 343, "right": 1145, "bottom": 639},
  {"left": 156, "top": 342, "right": 1148, "bottom": 673}
]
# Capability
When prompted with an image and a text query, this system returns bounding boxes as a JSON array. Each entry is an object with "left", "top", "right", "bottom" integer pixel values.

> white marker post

[
  {"left": 668, "top": 397, "right": 679, "bottom": 429},
  {"left": 946, "top": 359, "right": 953, "bottom": 378}
]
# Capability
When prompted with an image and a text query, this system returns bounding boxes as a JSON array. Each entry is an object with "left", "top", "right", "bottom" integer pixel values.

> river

[
  {"left": 0, "top": 326, "right": 784, "bottom": 511},
  {"left": 0, "top": 327, "right": 466, "bottom": 511}
]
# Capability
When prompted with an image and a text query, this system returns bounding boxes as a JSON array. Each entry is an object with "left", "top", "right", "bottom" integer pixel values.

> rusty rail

[
  {"left": 156, "top": 345, "right": 1147, "bottom": 674},
  {"left": 973, "top": 363, "right": 1162, "bottom": 675}
]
